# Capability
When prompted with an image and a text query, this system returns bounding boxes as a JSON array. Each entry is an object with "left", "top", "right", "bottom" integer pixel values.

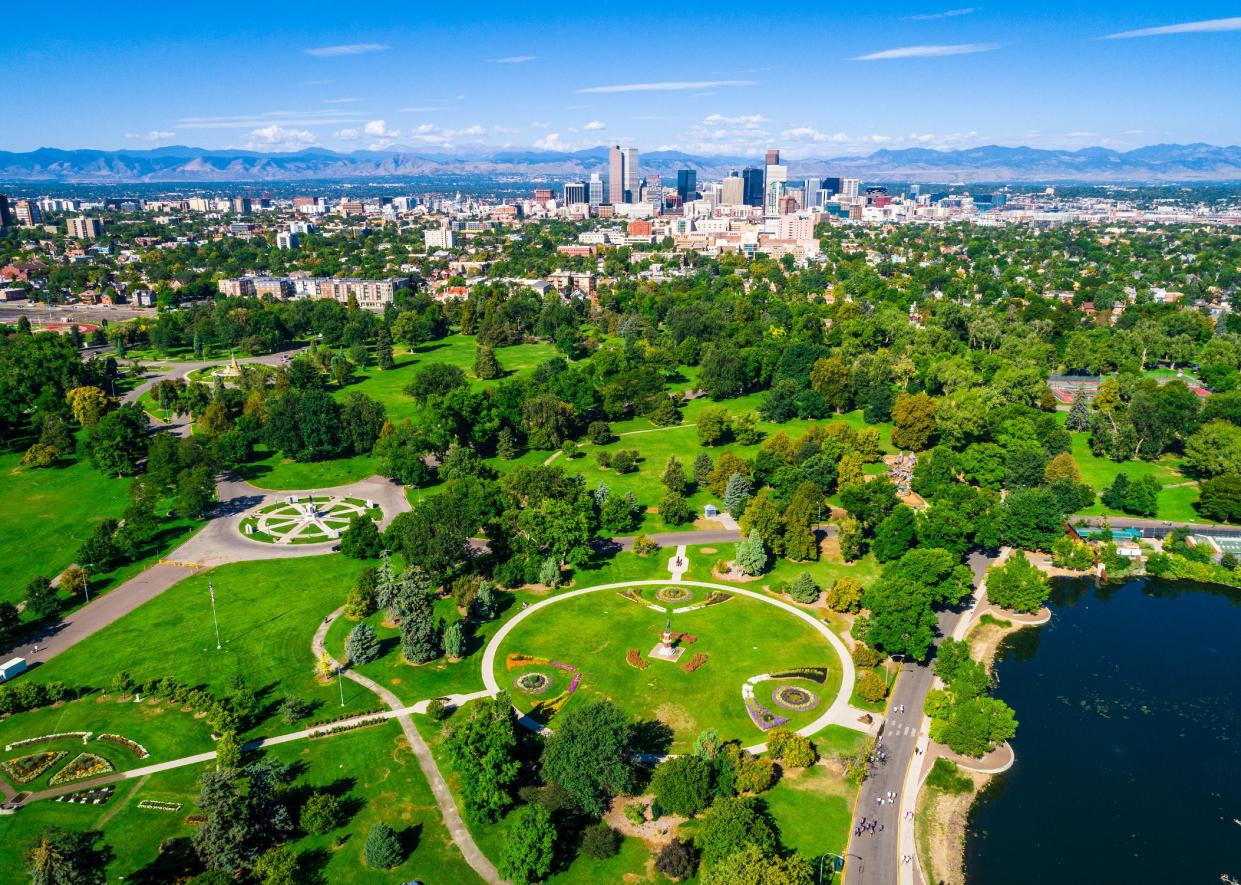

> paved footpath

[{"left": 311, "top": 609, "right": 503, "bottom": 884}]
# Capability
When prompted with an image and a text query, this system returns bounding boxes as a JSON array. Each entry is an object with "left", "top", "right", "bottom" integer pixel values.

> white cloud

[
  {"left": 364, "top": 119, "right": 400, "bottom": 138},
  {"left": 245, "top": 125, "right": 317, "bottom": 150},
  {"left": 852, "top": 43, "right": 999, "bottom": 60},
  {"left": 487, "top": 55, "right": 536, "bottom": 63},
  {"left": 1101, "top": 16, "right": 1241, "bottom": 39},
  {"left": 583, "top": 120, "right": 606, "bottom": 131},
  {"left": 533, "top": 132, "right": 564, "bottom": 150},
  {"left": 334, "top": 128, "right": 359, "bottom": 138},
  {"left": 575, "top": 79, "right": 756, "bottom": 94},
  {"left": 303, "top": 43, "right": 388, "bottom": 57},
  {"left": 703, "top": 114, "right": 767, "bottom": 129},
  {"left": 782, "top": 127, "right": 851, "bottom": 144},
  {"left": 177, "top": 110, "right": 366, "bottom": 129},
  {"left": 125, "top": 130, "right": 177, "bottom": 141},
  {"left": 530, "top": 121, "right": 550, "bottom": 129},
  {"left": 907, "top": 7, "right": 980, "bottom": 20}
]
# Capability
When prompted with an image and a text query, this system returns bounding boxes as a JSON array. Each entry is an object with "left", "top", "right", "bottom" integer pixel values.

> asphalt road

[{"left": 843, "top": 550, "right": 996, "bottom": 885}]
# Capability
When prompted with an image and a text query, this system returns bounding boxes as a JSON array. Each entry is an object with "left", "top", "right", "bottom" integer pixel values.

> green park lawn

[
  {"left": 234, "top": 445, "right": 379, "bottom": 490},
  {"left": 493, "top": 585, "right": 841, "bottom": 752},
  {"left": 763, "top": 762, "right": 857, "bottom": 861},
  {"left": 0, "top": 721, "right": 479, "bottom": 883},
  {"left": 18, "top": 556, "right": 374, "bottom": 737}
]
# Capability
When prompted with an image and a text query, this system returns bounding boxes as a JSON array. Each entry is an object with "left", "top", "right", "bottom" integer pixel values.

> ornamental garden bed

[
  {"left": 138, "top": 799, "right": 182, "bottom": 811},
  {"left": 49, "top": 752, "right": 115, "bottom": 786},
  {"left": 96, "top": 733, "right": 150, "bottom": 759},
  {"left": 2, "top": 750, "right": 67, "bottom": 785},
  {"left": 56, "top": 786, "right": 114, "bottom": 805}
]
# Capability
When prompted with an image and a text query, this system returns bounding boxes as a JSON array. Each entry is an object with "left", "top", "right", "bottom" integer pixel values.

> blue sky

[{"left": 5, "top": 2, "right": 1240, "bottom": 157}]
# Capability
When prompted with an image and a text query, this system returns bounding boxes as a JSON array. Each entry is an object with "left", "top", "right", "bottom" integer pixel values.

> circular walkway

[{"left": 480, "top": 579, "right": 869, "bottom": 754}]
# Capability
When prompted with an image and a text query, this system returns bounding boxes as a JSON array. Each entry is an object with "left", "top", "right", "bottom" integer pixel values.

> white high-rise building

[
  {"left": 764, "top": 164, "right": 788, "bottom": 215},
  {"left": 588, "top": 173, "right": 604, "bottom": 208},
  {"left": 841, "top": 178, "right": 861, "bottom": 201}
]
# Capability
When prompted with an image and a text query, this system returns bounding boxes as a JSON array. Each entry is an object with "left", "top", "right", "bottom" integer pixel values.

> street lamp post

[{"left": 337, "top": 665, "right": 345, "bottom": 707}]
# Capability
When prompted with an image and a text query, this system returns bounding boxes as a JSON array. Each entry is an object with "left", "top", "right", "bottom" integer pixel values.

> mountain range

[{"left": 2, "top": 143, "right": 1241, "bottom": 184}]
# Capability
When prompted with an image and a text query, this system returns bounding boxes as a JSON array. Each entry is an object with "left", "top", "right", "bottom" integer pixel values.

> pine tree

[
  {"left": 497, "top": 426, "right": 519, "bottom": 460},
  {"left": 363, "top": 821, "right": 403, "bottom": 869},
  {"left": 444, "top": 620, "right": 467, "bottom": 659},
  {"left": 735, "top": 529, "right": 768, "bottom": 576},
  {"left": 346, "top": 624, "right": 381, "bottom": 665},
  {"left": 344, "top": 567, "right": 378, "bottom": 619},
  {"left": 474, "top": 344, "right": 502, "bottom": 380},
  {"left": 538, "top": 557, "right": 562, "bottom": 588},
  {"left": 1066, "top": 389, "right": 1091, "bottom": 431},
  {"left": 376, "top": 327, "right": 394, "bottom": 370},
  {"left": 472, "top": 581, "right": 499, "bottom": 621},
  {"left": 649, "top": 395, "right": 682, "bottom": 427},
  {"left": 693, "top": 452, "right": 714, "bottom": 487},
  {"left": 400, "top": 588, "right": 443, "bottom": 664},
  {"left": 723, "top": 473, "right": 753, "bottom": 517},
  {"left": 374, "top": 551, "right": 400, "bottom": 618}
]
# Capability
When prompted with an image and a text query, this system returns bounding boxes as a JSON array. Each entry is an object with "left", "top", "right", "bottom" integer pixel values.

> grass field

[
  {"left": 493, "top": 585, "right": 841, "bottom": 752},
  {"left": 763, "top": 762, "right": 856, "bottom": 861},
  {"left": 18, "top": 556, "right": 373, "bottom": 736},
  {"left": 235, "top": 446, "right": 379, "bottom": 490},
  {"left": 0, "top": 721, "right": 479, "bottom": 883}
]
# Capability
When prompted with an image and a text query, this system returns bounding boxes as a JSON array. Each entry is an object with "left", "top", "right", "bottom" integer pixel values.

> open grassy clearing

[
  {"left": 493, "top": 586, "right": 841, "bottom": 752},
  {"left": 16, "top": 556, "right": 373, "bottom": 737}
]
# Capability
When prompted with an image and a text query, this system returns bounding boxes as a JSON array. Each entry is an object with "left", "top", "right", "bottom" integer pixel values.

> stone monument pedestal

[{"left": 648, "top": 629, "right": 685, "bottom": 663}]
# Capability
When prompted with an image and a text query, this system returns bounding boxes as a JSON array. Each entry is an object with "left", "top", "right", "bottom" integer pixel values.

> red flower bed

[
  {"left": 626, "top": 649, "right": 651, "bottom": 670},
  {"left": 682, "top": 653, "right": 709, "bottom": 672}
]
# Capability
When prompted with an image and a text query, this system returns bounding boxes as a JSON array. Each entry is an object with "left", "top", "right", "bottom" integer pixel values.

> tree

[
  {"left": 696, "top": 796, "right": 778, "bottom": 866},
  {"left": 826, "top": 577, "right": 864, "bottom": 613},
  {"left": 346, "top": 623, "right": 380, "bottom": 665},
  {"left": 1183, "top": 419, "right": 1241, "bottom": 479},
  {"left": 65, "top": 386, "right": 109, "bottom": 427},
  {"left": 985, "top": 551, "right": 1050, "bottom": 613},
  {"left": 0, "top": 601, "right": 20, "bottom": 648},
  {"left": 581, "top": 823, "right": 621, "bottom": 860},
  {"left": 498, "top": 803, "right": 556, "bottom": 885},
  {"left": 1044, "top": 452, "right": 1081, "bottom": 484},
  {"left": 703, "top": 844, "right": 814, "bottom": 885},
  {"left": 1101, "top": 472, "right": 1130, "bottom": 510},
  {"left": 24, "top": 576, "right": 59, "bottom": 620},
  {"left": 444, "top": 694, "right": 520, "bottom": 823},
  {"left": 344, "top": 567, "right": 378, "bottom": 619},
  {"left": 697, "top": 405, "right": 732, "bottom": 446},
  {"left": 38, "top": 413, "right": 76, "bottom": 457},
  {"left": 1123, "top": 474, "right": 1161, "bottom": 518},
  {"left": 474, "top": 344, "right": 502, "bottom": 380},
  {"left": 872, "top": 506, "right": 917, "bottom": 562},
  {"left": 541, "top": 699, "right": 633, "bottom": 816},
  {"left": 26, "top": 826, "right": 108, "bottom": 885},
  {"left": 891, "top": 392, "right": 937, "bottom": 451},
  {"left": 87, "top": 405, "right": 148, "bottom": 476},
  {"left": 340, "top": 392, "right": 387, "bottom": 454},
  {"left": 193, "top": 762, "right": 294, "bottom": 875},
  {"left": 399, "top": 588, "right": 443, "bottom": 664},
  {"left": 699, "top": 346, "right": 747, "bottom": 399},
  {"left": 836, "top": 515, "right": 865, "bottom": 562},
  {"left": 662, "top": 456, "right": 688, "bottom": 494},
  {"left": 1065, "top": 389, "right": 1092, "bottom": 431},
  {"left": 930, "top": 696, "right": 1018, "bottom": 758},
  {"left": 176, "top": 465, "right": 215, "bottom": 519},
  {"left": 786, "top": 572, "right": 819, "bottom": 604},
  {"left": 522, "top": 394, "right": 575, "bottom": 449},
  {"left": 300, "top": 791, "right": 344, "bottom": 834},
  {"left": 444, "top": 619, "right": 467, "bottom": 659},
  {"left": 855, "top": 671, "right": 888, "bottom": 704},
  {"left": 861, "top": 578, "right": 937, "bottom": 660},
  {"left": 735, "top": 529, "right": 768, "bottom": 576},
  {"left": 765, "top": 728, "right": 816, "bottom": 768},
  {"left": 810, "top": 355, "right": 852, "bottom": 412},
  {"left": 376, "top": 327, "right": 394, "bottom": 370},
  {"left": 363, "top": 822, "right": 404, "bottom": 870},
  {"left": 999, "top": 488, "right": 1068, "bottom": 552},
  {"left": 693, "top": 452, "right": 714, "bottom": 486},
  {"left": 651, "top": 754, "right": 714, "bottom": 817},
  {"left": 253, "top": 844, "right": 299, "bottom": 885},
  {"left": 339, "top": 514, "right": 384, "bottom": 558},
  {"left": 723, "top": 473, "right": 752, "bottom": 517},
  {"left": 650, "top": 394, "right": 683, "bottom": 426},
  {"left": 655, "top": 838, "right": 698, "bottom": 881},
  {"left": 738, "top": 490, "right": 785, "bottom": 554},
  {"left": 660, "top": 492, "right": 694, "bottom": 526},
  {"left": 1198, "top": 474, "right": 1241, "bottom": 522}
]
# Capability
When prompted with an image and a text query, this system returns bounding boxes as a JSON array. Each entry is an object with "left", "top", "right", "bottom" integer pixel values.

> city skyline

[{"left": 5, "top": 2, "right": 1241, "bottom": 157}]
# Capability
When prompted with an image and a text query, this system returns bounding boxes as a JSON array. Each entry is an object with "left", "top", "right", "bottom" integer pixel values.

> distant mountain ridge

[{"left": 2, "top": 143, "right": 1240, "bottom": 183}]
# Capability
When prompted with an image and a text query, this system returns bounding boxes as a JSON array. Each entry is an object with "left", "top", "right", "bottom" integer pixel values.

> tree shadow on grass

[
  {"left": 630, "top": 718, "right": 675, "bottom": 757},
  {"left": 127, "top": 835, "right": 199, "bottom": 883},
  {"left": 398, "top": 821, "right": 423, "bottom": 858},
  {"left": 297, "top": 846, "right": 333, "bottom": 885}
]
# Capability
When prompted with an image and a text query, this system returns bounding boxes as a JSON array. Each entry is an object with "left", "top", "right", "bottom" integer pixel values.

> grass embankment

[{"left": 915, "top": 758, "right": 987, "bottom": 885}]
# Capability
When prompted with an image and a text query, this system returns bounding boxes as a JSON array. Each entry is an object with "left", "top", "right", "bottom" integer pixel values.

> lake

[{"left": 965, "top": 576, "right": 1241, "bottom": 883}]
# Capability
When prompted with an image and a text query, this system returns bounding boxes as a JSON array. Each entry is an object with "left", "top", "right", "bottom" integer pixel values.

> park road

[{"left": 843, "top": 550, "right": 996, "bottom": 885}]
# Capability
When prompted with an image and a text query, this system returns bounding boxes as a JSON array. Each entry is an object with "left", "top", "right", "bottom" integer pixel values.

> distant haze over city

[{"left": 4, "top": 142, "right": 1241, "bottom": 183}]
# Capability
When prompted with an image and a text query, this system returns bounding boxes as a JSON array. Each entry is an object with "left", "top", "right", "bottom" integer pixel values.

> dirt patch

[
  {"left": 652, "top": 702, "right": 696, "bottom": 736},
  {"left": 603, "top": 793, "right": 686, "bottom": 846},
  {"left": 699, "top": 546, "right": 717, "bottom": 555},
  {"left": 693, "top": 518, "right": 724, "bottom": 531},
  {"left": 818, "top": 534, "right": 847, "bottom": 562},
  {"left": 712, "top": 563, "right": 760, "bottom": 583},
  {"left": 1026, "top": 550, "right": 1091, "bottom": 578},
  {"left": 916, "top": 767, "right": 989, "bottom": 885}
]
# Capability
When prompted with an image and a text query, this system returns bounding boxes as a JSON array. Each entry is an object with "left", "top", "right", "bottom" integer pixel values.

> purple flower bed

[
  {"left": 745, "top": 696, "right": 790, "bottom": 731},
  {"left": 567, "top": 674, "right": 581, "bottom": 693},
  {"left": 549, "top": 661, "right": 578, "bottom": 672}
]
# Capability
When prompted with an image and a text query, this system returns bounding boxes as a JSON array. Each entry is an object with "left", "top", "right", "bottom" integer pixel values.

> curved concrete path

[
  {"left": 312, "top": 609, "right": 503, "bottom": 885},
  {"left": 480, "top": 579, "right": 876, "bottom": 755}
]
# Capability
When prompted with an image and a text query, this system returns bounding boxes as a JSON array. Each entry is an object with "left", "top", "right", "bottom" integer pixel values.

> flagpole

[{"left": 209, "top": 581, "right": 223, "bottom": 650}]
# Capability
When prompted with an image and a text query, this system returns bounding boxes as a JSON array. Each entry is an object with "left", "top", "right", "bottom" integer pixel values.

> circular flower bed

[
  {"left": 655, "top": 586, "right": 693, "bottom": 603},
  {"left": 772, "top": 685, "right": 820, "bottom": 713},
  {"left": 515, "top": 672, "right": 552, "bottom": 694}
]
